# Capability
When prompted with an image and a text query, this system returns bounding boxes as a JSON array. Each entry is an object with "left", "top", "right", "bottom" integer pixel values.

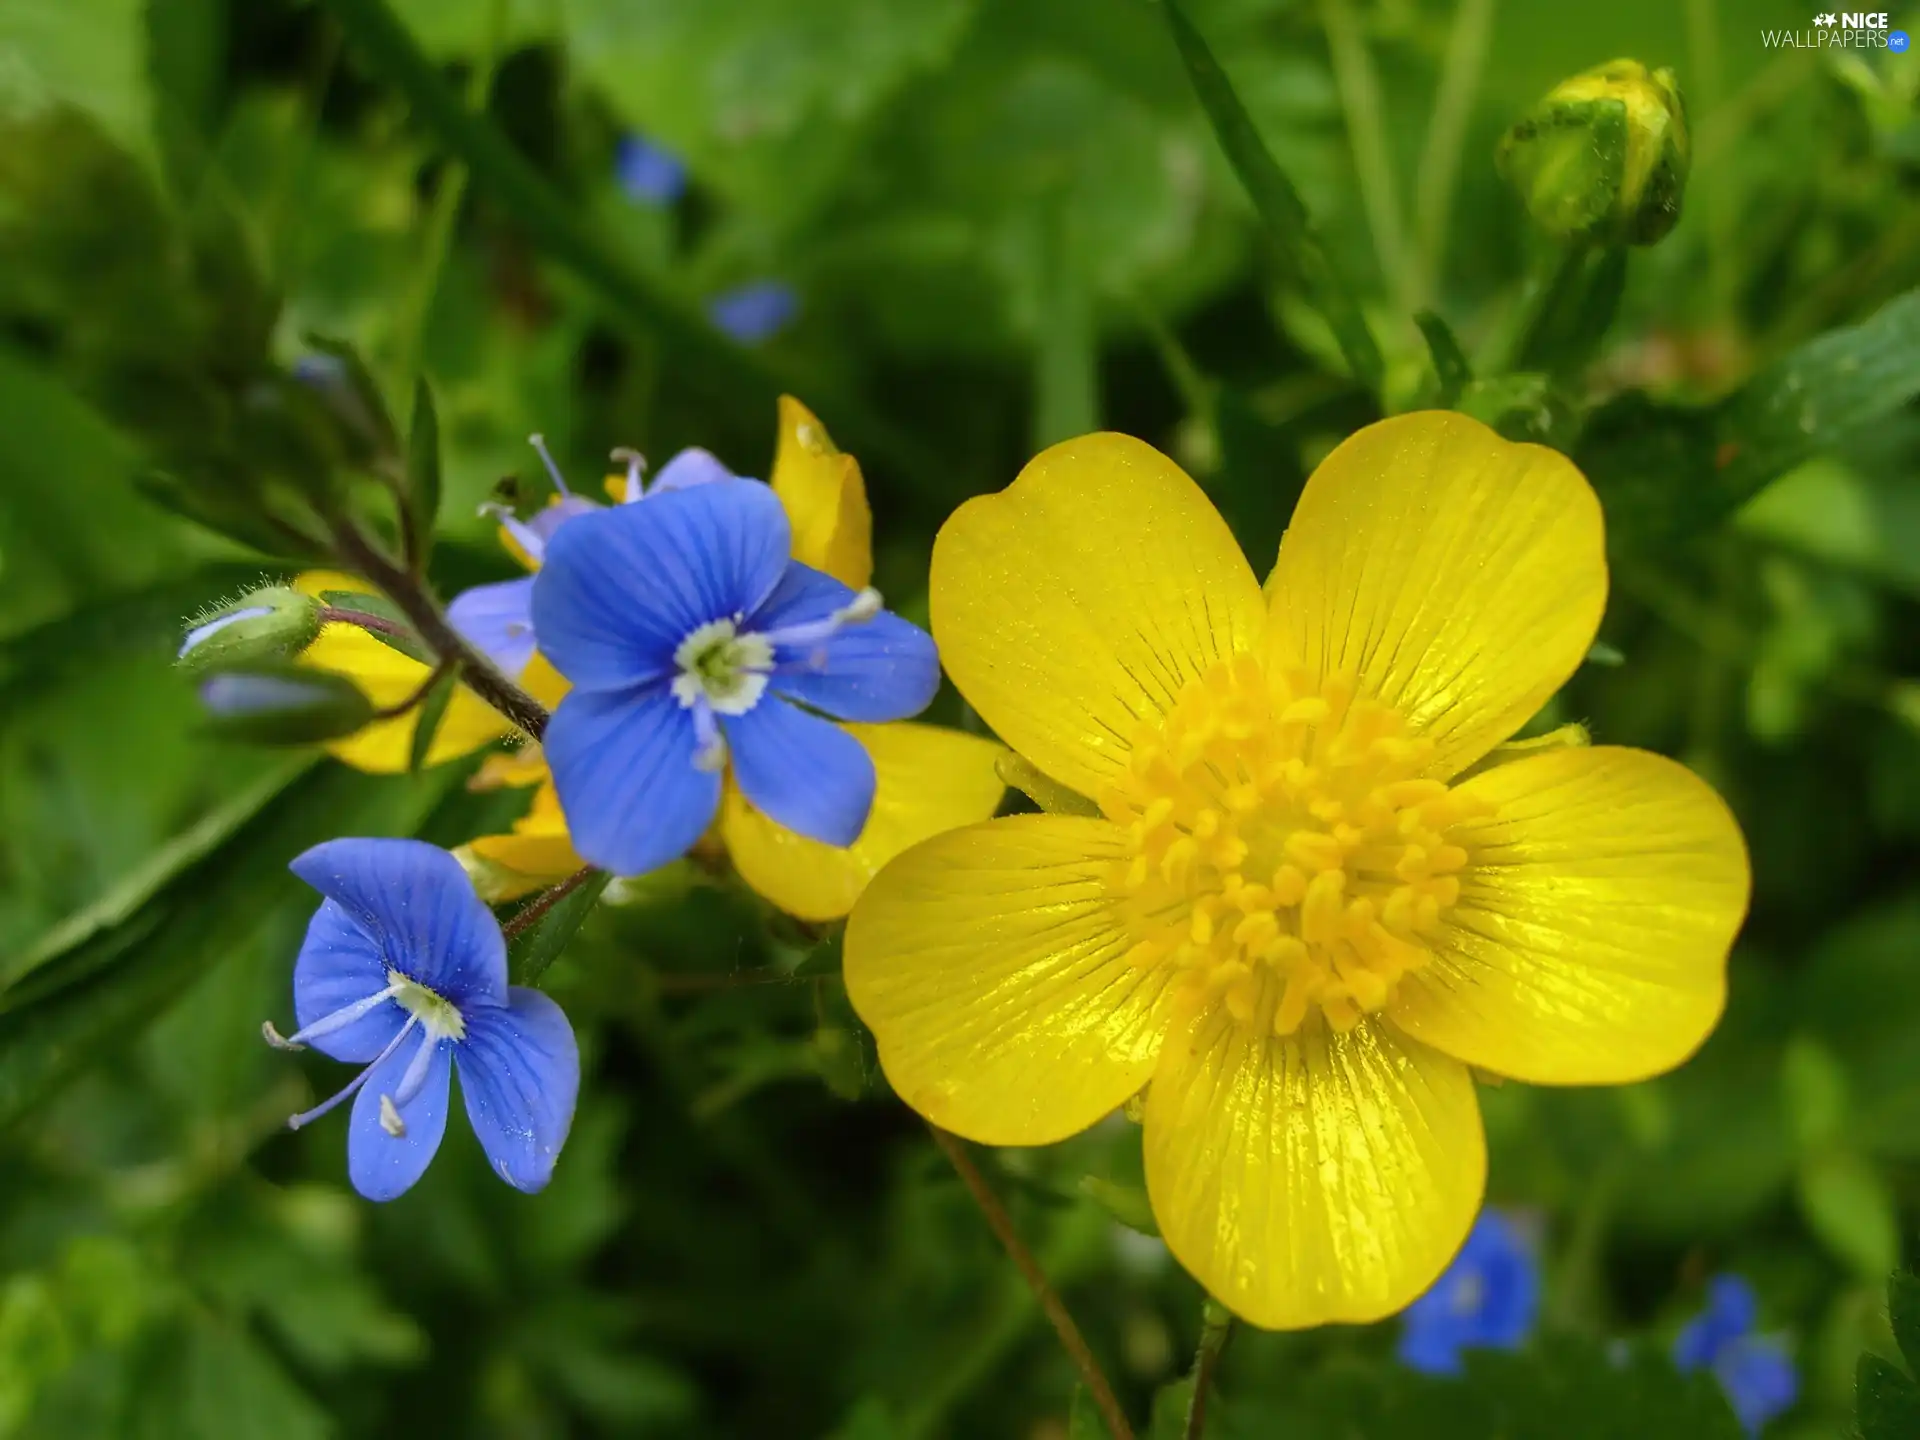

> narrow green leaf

[
  {"left": 405, "top": 375, "right": 442, "bottom": 556},
  {"left": 1034, "top": 201, "right": 1099, "bottom": 448},
  {"left": 315, "top": 591, "right": 434, "bottom": 664},
  {"left": 1161, "top": 0, "right": 1384, "bottom": 395},
  {"left": 302, "top": 332, "right": 401, "bottom": 457},
  {"left": 1414, "top": 309, "right": 1473, "bottom": 406},
  {"left": 406, "top": 666, "right": 456, "bottom": 773},
  {"left": 1891, "top": 1270, "right": 1920, "bottom": 1378},
  {"left": 507, "top": 869, "right": 612, "bottom": 987},
  {"left": 0, "top": 763, "right": 459, "bottom": 1129},
  {"left": 1795, "top": 1150, "right": 1900, "bottom": 1281},
  {"left": 1, "top": 753, "right": 316, "bottom": 1001},
  {"left": 1583, "top": 288, "right": 1920, "bottom": 552}
]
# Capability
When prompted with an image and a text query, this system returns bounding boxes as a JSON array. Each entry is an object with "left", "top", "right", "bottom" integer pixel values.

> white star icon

[{"left": 1814, "top": 12, "right": 1837, "bottom": 24}]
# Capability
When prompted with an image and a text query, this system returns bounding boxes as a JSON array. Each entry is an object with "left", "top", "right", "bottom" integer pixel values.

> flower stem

[
  {"left": 368, "top": 656, "right": 454, "bottom": 720},
  {"left": 928, "top": 1126, "right": 1135, "bottom": 1440},
  {"left": 1180, "top": 1298, "right": 1234, "bottom": 1440},
  {"left": 327, "top": 518, "right": 551, "bottom": 740},
  {"left": 501, "top": 865, "right": 599, "bottom": 940}
]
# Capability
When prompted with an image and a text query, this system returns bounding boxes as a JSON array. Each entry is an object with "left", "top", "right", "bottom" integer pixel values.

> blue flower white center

[
  {"left": 263, "top": 968, "right": 467, "bottom": 1140},
  {"left": 671, "top": 618, "right": 774, "bottom": 716}
]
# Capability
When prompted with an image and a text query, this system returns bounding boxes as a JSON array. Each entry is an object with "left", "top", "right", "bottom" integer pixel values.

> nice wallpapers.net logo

[{"left": 1764, "top": 12, "right": 1912, "bottom": 49}]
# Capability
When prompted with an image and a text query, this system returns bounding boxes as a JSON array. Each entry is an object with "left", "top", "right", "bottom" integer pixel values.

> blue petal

[
  {"left": 347, "top": 1033, "right": 454, "bottom": 1202},
  {"left": 751, "top": 563, "right": 940, "bottom": 722},
  {"left": 290, "top": 839, "right": 507, "bottom": 1008},
  {"left": 447, "top": 576, "right": 538, "bottom": 678},
  {"left": 649, "top": 447, "right": 743, "bottom": 496},
  {"left": 708, "top": 281, "right": 798, "bottom": 344},
  {"left": 532, "top": 481, "right": 792, "bottom": 694},
  {"left": 457, "top": 988, "right": 581, "bottom": 1193},
  {"left": 1676, "top": 1275, "right": 1759, "bottom": 1372},
  {"left": 543, "top": 685, "right": 720, "bottom": 875},
  {"left": 723, "top": 698, "right": 874, "bottom": 847},
  {"left": 615, "top": 133, "right": 686, "bottom": 206},
  {"left": 1717, "top": 1338, "right": 1797, "bottom": 1435},
  {"left": 1396, "top": 1320, "right": 1465, "bottom": 1375},
  {"left": 292, "top": 901, "right": 409, "bottom": 1063}
]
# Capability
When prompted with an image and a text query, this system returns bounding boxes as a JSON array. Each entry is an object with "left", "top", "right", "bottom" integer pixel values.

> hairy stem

[
  {"left": 328, "top": 519, "right": 550, "bottom": 740},
  {"left": 929, "top": 1127, "right": 1135, "bottom": 1440},
  {"left": 501, "top": 866, "right": 599, "bottom": 940},
  {"left": 1181, "top": 1299, "right": 1234, "bottom": 1440}
]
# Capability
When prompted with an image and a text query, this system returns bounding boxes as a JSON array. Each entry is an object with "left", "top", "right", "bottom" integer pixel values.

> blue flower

[
  {"left": 452, "top": 437, "right": 745, "bottom": 676},
  {"left": 267, "top": 838, "right": 581, "bottom": 1202},
  {"left": 709, "top": 282, "right": 799, "bottom": 344},
  {"left": 615, "top": 133, "right": 686, "bottom": 207},
  {"left": 1674, "top": 1276, "right": 1798, "bottom": 1435},
  {"left": 530, "top": 479, "right": 940, "bottom": 876},
  {"left": 1398, "top": 1210, "right": 1540, "bottom": 1375}
]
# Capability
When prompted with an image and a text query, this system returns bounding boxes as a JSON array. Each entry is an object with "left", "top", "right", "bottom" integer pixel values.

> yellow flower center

[{"left": 1099, "top": 657, "right": 1492, "bottom": 1035}]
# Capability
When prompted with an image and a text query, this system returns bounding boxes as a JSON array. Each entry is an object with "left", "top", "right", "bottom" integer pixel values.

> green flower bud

[
  {"left": 176, "top": 586, "right": 323, "bottom": 675},
  {"left": 197, "top": 664, "right": 376, "bottom": 744},
  {"left": 1497, "top": 59, "right": 1691, "bottom": 246}
]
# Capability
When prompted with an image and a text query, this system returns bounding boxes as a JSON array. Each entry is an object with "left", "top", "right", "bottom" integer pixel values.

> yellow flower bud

[{"left": 1497, "top": 59, "right": 1691, "bottom": 246}]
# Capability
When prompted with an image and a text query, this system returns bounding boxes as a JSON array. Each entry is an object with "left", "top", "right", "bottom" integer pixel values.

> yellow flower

[
  {"left": 842, "top": 411, "right": 1750, "bottom": 1329},
  {"left": 463, "top": 397, "right": 1006, "bottom": 919},
  {"left": 293, "top": 571, "right": 511, "bottom": 773}
]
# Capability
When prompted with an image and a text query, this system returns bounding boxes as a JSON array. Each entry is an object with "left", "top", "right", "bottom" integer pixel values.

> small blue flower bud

[
  {"left": 709, "top": 282, "right": 799, "bottom": 345},
  {"left": 177, "top": 586, "right": 324, "bottom": 675},
  {"left": 198, "top": 665, "right": 376, "bottom": 744},
  {"left": 1498, "top": 60, "right": 1690, "bottom": 246},
  {"left": 615, "top": 133, "right": 687, "bottom": 207}
]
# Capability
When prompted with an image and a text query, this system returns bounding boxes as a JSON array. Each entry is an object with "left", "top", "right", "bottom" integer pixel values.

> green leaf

[
  {"left": 0, "top": 752, "right": 315, "bottom": 1001},
  {"left": 1415, "top": 309, "right": 1473, "bottom": 406},
  {"left": 1892, "top": 1270, "right": 1920, "bottom": 1377},
  {"left": 507, "top": 869, "right": 612, "bottom": 987},
  {"left": 406, "top": 664, "right": 456, "bottom": 773},
  {"left": 1147, "top": 1378, "right": 1193, "bottom": 1440},
  {"left": 1160, "top": 0, "right": 1383, "bottom": 396},
  {"left": 1858, "top": 1354, "right": 1920, "bottom": 1440},
  {"left": 1795, "top": 1150, "right": 1900, "bottom": 1281},
  {"left": 404, "top": 374, "right": 443, "bottom": 556},
  {"left": 1583, "top": 288, "right": 1920, "bottom": 553},
  {"left": 0, "top": 761, "right": 458, "bottom": 1130},
  {"left": 1068, "top": 1383, "right": 1115, "bottom": 1440},
  {"left": 0, "top": 0, "right": 157, "bottom": 170},
  {"left": 146, "top": 0, "right": 225, "bottom": 194},
  {"left": 315, "top": 590, "right": 434, "bottom": 664}
]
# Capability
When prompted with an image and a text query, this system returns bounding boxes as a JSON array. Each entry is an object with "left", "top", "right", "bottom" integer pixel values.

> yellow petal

[
  {"left": 292, "top": 572, "right": 510, "bottom": 773},
  {"left": 722, "top": 722, "right": 1007, "bottom": 922},
  {"left": 844, "top": 815, "right": 1174, "bottom": 1144},
  {"left": 468, "top": 781, "right": 583, "bottom": 895},
  {"left": 931, "top": 433, "right": 1265, "bottom": 799},
  {"left": 1145, "top": 1013, "right": 1483, "bottom": 1329},
  {"left": 771, "top": 396, "right": 872, "bottom": 588},
  {"left": 1265, "top": 411, "right": 1607, "bottom": 779},
  {"left": 1388, "top": 746, "right": 1749, "bottom": 1085}
]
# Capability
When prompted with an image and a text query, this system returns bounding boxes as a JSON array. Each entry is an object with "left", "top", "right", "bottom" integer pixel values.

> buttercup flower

[
  {"left": 531, "top": 414, "right": 943, "bottom": 878},
  {"left": 1674, "top": 1276, "right": 1798, "bottom": 1435},
  {"left": 844, "top": 412, "right": 1749, "bottom": 1328},
  {"left": 267, "top": 838, "right": 580, "bottom": 1201},
  {"left": 1398, "top": 1210, "right": 1539, "bottom": 1374}
]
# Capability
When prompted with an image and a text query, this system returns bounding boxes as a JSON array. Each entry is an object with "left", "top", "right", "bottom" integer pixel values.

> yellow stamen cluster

[{"left": 1099, "top": 657, "right": 1492, "bottom": 1035}]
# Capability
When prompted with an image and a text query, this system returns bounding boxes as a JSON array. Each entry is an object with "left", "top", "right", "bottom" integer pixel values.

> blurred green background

[{"left": 3, "top": 0, "right": 1920, "bottom": 1435}]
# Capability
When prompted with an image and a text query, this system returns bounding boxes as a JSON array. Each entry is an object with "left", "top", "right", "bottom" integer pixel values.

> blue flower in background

[
  {"left": 1674, "top": 1276, "right": 1798, "bottom": 1434},
  {"left": 709, "top": 281, "right": 799, "bottom": 344},
  {"left": 266, "top": 838, "right": 581, "bottom": 1202},
  {"left": 615, "top": 132, "right": 686, "bottom": 206},
  {"left": 1398, "top": 1210, "right": 1540, "bottom": 1374},
  {"left": 530, "top": 478, "right": 940, "bottom": 876}
]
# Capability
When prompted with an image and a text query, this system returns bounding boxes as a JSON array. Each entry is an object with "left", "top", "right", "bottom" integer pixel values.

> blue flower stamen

[
  {"left": 272, "top": 838, "right": 581, "bottom": 1201},
  {"left": 611, "top": 447, "right": 647, "bottom": 503},
  {"left": 528, "top": 432, "right": 574, "bottom": 497}
]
